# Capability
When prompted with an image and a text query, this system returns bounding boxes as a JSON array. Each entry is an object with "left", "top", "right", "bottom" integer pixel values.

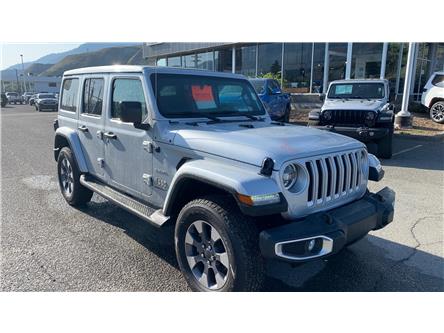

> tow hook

[{"left": 322, "top": 213, "right": 333, "bottom": 225}]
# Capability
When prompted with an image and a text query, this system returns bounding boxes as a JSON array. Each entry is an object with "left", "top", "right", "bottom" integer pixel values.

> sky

[{"left": 1, "top": 43, "right": 81, "bottom": 70}]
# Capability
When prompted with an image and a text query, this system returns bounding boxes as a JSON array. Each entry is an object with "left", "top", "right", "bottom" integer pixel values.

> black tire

[
  {"left": 175, "top": 196, "right": 266, "bottom": 292},
  {"left": 377, "top": 129, "right": 393, "bottom": 159},
  {"left": 430, "top": 101, "right": 444, "bottom": 124},
  {"left": 283, "top": 104, "right": 291, "bottom": 123},
  {"left": 57, "top": 147, "right": 93, "bottom": 206}
]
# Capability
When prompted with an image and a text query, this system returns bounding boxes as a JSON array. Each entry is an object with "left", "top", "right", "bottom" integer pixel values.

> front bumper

[
  {"left": 259, "top": 187, "right": 395, "bottom": 262},
  {"left": 311, "top": 125, "right": 389, "bottom": 141},
  {"left": 38, "top": 103, "right": 58, "bottom": 110}
]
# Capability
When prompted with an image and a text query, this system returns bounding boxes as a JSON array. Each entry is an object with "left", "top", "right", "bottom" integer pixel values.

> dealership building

[{"left": 143, "top": 42, "right": 444, "bottom": 120}]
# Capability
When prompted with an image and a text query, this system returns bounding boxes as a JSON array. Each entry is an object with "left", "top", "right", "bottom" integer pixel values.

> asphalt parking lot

[{"left": 1, "top": 104, "right": 443, "bottom": 291}]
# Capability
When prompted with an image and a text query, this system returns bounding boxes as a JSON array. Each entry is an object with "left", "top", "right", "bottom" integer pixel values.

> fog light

[{"left": 308, "top": 239, "right": 316, "bottom": 252}]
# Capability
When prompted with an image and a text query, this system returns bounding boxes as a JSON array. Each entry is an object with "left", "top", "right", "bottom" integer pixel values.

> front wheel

[
  {"left": 377, "top": 129, "right": 393, "bottom": 159},
  {"left": 283, "top": 104, "right": 291, "bottom": 123},
  {"left": 175, "top": 196, "right": 265, "bottom": 292},
  {"left": 57, "top": 147, "right": 93, "bottom": 206},
  {"left": 430, "top": 101, "right": 444, "bottom": 124}
]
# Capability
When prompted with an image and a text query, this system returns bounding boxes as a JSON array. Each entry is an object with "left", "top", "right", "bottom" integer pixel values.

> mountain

[
  {"left": 41, "top": 45, "right": 146, "bottom": 77},
  {"left": 35, "top": 43, "right": 140, "bottom": 64},
  {"left": 5, "top": 43, "right": 141, "bottom": 70},
  {"left": 25, "top": 63, "right": 53, "bottom": 76}
]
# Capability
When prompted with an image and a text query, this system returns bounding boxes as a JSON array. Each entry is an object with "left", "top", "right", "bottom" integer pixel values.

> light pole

[
  {"left": 20, "top": 54, "right": 28, "bottom": 92},
  {"left": 395, "top": 42, "right": 416, "bottom": 129}
]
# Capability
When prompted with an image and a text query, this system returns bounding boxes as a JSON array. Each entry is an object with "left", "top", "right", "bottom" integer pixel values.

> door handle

[
  {"left": 78, "top": 125, "right": 88, "bottom": 132},
  {"left": 103, "top": 132, "right": 117, "bottom": 139}
]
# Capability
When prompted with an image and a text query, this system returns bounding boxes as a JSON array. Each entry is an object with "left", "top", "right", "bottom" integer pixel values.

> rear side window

[
  {"left": 432, "top": 74, "right": 444, "bottom": 88},
  {"left": 111, "top": 78, "right": 147, "bottom": 120},
  {"left": 60, "top": 78, "right": 79, "bottom": 112},
  {"left": 82, "top": 78, "right": 104, "bottom": 116}
]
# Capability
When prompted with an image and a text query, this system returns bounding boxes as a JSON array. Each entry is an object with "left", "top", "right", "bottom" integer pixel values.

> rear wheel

[
  {"left": 57, "top": 147, "right": 93, "bottom": 206},
  {"left": 175, "top": 196, "right": 265, "bottom": 292},
  {"left": 430, "top": 101, "right": 444, "bottom": 124}
]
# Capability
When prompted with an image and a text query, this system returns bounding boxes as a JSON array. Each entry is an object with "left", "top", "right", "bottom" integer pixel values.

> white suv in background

[{"left": 421, "top": 71, "right": 444, "bottom": 124}]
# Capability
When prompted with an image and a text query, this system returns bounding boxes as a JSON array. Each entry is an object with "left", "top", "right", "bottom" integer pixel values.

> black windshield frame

[{"left": 150, "top": 73, "right": 266, "bottom": 119}]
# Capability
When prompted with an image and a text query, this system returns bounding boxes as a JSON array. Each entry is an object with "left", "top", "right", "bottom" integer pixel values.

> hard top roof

[{"left": 63, "top": 65, "right": 246, "bottom": 79}]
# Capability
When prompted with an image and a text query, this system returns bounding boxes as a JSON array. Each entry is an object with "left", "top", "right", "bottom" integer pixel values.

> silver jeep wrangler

[{"left": 53, "top": 66, "right": 395, "bottom": 292}]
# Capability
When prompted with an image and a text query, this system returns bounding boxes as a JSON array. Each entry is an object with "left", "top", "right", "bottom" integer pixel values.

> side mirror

[{"left": 120, "top": 101, "right": 142, "bottom": 124}]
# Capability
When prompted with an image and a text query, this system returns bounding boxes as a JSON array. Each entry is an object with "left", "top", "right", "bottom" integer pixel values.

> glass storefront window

[
  {"left": 196, "top": 51, "right": 214, "bottom": 71},
  {"left": 257, "top": 43, "right": 282, "bottom": 77},
  {"left": 157, "top": 58, "right": 167, "bottom": 67},
  {"left": 328, "top": 43, "right": 347, "bottom": 84},
  {"left": 214, "top": 49, "right": 232, "bottom": 73},
  {"left": 235, "top": 45, "right": 256, "bottom": 77},
  {"left": 182, "top": 54, "right": 197, "bottom": 69},
  {"left": 385, "top": 43, "right": 407, "bottom": 99},
  {"left": 312, "top": 43, "right": 325, "bottom": 93},
  {"left": 434, "top": 44, "right": 444, "bottom": 72},
  {"left": 282, "top": 43, "right": 312, "bottom": 93},
  {"left": 167, "top": 56, "right": 181, "bottom": 67},
  {"left": 351, "top": 43, "right": 383, "bottom": 79}
]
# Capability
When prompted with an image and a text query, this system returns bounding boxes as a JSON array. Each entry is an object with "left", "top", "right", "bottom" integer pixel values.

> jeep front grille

[
  {"left": 323, "top": 110, "right": 367, "bottom": 125},
  {"left": 305, "top": 149, "right": 367, "bottom": 207}
]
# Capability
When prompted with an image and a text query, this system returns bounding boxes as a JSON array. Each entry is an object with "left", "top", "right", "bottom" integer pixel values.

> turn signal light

[{"left": 237, "top": 193, "right": 281, "bottom": 206}]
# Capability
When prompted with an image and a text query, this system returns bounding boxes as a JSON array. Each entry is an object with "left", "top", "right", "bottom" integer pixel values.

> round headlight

[
  {"left": 282, "top": 164, "right": 298, "bottom": 189},
  {"left": 365, "top": 111, "right": 376, "bottom": 126},
  {"left": 323, "top": 110, "right": 332, "bottom": 121},
  {"left": 365, "top": 111, "right": 375, "bottom": 120}
]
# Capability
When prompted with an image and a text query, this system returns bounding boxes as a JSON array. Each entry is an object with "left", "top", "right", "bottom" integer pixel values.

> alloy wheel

[
  {"left": 60, "top": 157, "right": 74, "bottom": 195},
  {"left": 184, "top": 220, "right": 230, "bottom": 290},
  {"left": 431, "top": 102, "right": 444, "bottom": 122}
]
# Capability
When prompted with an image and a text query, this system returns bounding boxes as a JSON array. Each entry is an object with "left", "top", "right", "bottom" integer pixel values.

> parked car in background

[
  {"left": 29, "top": 94, "right": 38, "bottom": 106},
  {"left": 5, "top": 92, "right": 22, "bottom": 104},
  {"left": 250, "top": 78, "right": 292, "bottom": 122},
  {"left": 53, "top": 65, "right": 395, "bottom": 292},
  {"left": 308, "top": 79, "right": 394, "bottom": 158},
  {"left": 421, "top": 71, "right": 444, "bottom": 124},
  {"left": 1, "top": 93, "right": 7, "bottom": 107},
  {"left": 35, "top": 93, "right": 58, "bottom": 111},
  {"left": 22, "top": 92, "right": 34, "bottom": 104}
]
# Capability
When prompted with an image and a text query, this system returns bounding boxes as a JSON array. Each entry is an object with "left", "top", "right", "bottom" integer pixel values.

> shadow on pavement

[
  {"left": 78, "top": 200, "right": 444, "bottom": 292},
  {"left": 264, "top": 235, "right": 443, "bottom": 292},
  {"left": 380, "top": 136, "right": 444, "bottom": 171}
]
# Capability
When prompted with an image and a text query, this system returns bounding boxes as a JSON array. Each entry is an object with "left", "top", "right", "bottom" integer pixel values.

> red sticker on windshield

[{"left": 191, "top": 85, "right": 216, "bottom": 109}]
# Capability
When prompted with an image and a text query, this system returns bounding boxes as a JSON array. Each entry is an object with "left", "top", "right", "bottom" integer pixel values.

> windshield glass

[
  {"left": 250, "top": 80, "right": 266, "bottom": 95},
  {"left": 328, "top": 83, "right": 385, "bottom": 99},
  {"left": 38, "top": 94, "right": 55, "bottom": 99},
  {"left": 151, "top": 74, "right": 265, "bottom": 118},
  {"left": 8, "top": 93, "right": 18, "bottom": 96}
]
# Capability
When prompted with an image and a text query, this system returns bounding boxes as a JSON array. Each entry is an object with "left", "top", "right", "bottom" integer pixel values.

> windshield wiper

[
  {"left": 244, "top": 114, "right": 265, "bottom": 121},
  {"left": 220, "top": 112, "right": 265, "bottom": 121}
]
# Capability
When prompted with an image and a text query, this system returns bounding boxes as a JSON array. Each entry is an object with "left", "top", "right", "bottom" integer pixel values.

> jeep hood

[
  {"left": 322, "top": 99, "right": 385, "bottom": 111},
  {"left": 170, "top": 122, "right": 364, "bottom": 169}
]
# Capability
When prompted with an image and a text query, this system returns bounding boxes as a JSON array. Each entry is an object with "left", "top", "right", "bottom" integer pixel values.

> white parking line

[{"left": 392, "top": 144, "right": 423, "bottom": 157}]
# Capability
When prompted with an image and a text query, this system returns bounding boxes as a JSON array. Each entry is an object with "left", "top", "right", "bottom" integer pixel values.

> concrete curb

[{"left": 394, "top": 132, "right": 444, "bottom": 142}]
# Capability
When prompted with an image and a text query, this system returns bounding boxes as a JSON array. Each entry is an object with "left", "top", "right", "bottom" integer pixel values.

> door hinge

[
  {"left": 142, "top": 174, "right": 153, "bottom": 186},
  {"left": 143, "top": 141, "right": 154, "bottom": 153},
  {"left": 97, "top": 158, "right": 104, "bottom": 168}
]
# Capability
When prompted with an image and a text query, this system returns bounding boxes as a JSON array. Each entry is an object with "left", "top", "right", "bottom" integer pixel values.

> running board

[{"left": 80, "top": 175, "right": 169, "bottom": 227}]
